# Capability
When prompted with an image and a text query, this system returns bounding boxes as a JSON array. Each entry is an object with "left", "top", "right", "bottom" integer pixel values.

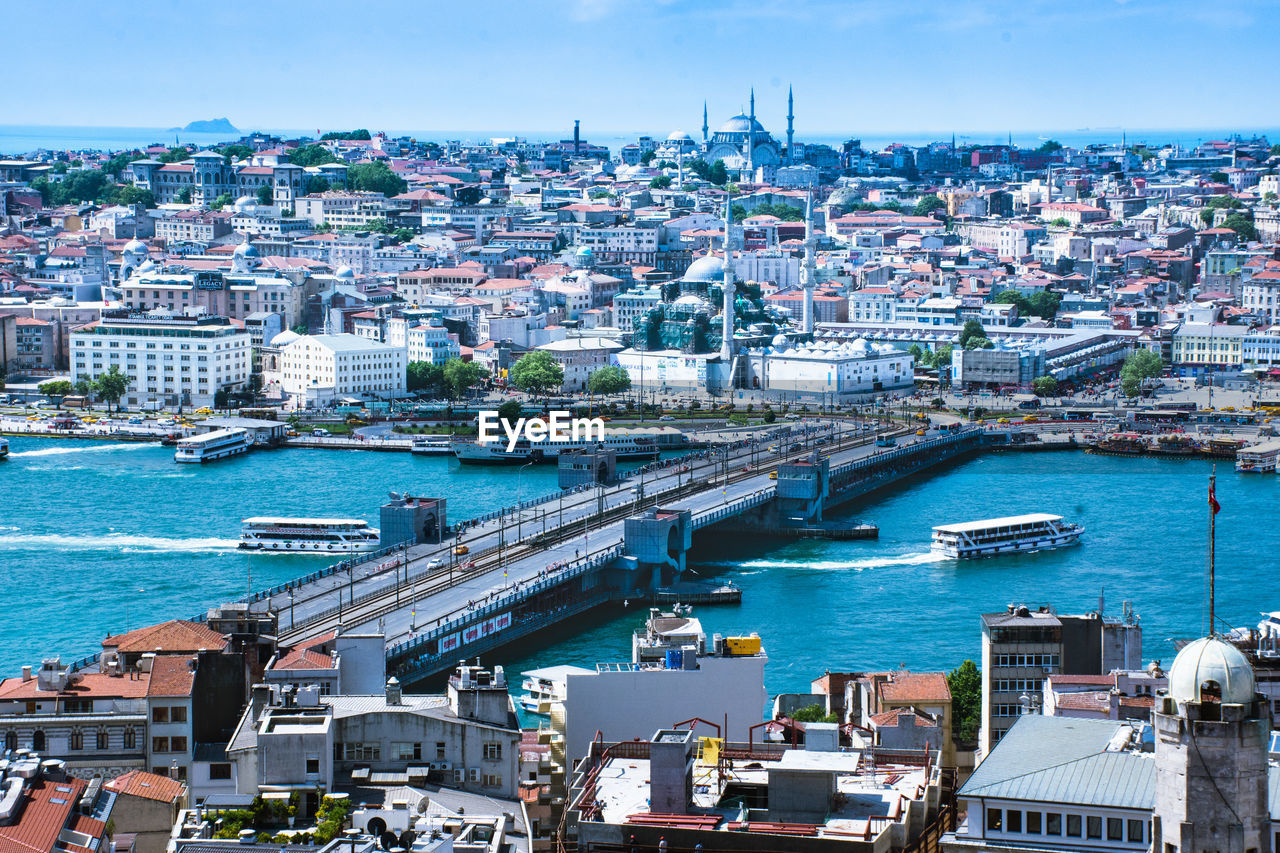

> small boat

[
  {"left": 1200, "top": 437, "right": 1246, "bottom": 459},
  {"left": 174, "top": 428, "right": 251, "bottom": 463},
  {"left": 410, "top": 435, "right": 452, "bottom": 455},
  {"left": 0, "top": 437, "right": 8, "bottom": 459},
  {"left": 160, "top": 433, "right": 182, "bottom": 446},
  {"left": 931, "top": 513, "right": 1083, "bottom": 559},
  {"left": 1087, "top": 433, "right": 1148, "bottom": 456},
  {"left": 1152, "top": 433, "right": 1197, "bottom": 456}
]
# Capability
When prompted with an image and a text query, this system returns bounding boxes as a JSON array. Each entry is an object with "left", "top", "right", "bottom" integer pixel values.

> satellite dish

[
  {"left": 379, "top": 830, "right": 398, "bottom": 850},
  {"left": 389, "top": 491, "right": 401, "bottom": 501},
  {"left": 398, "top": 830, "right": 417, "bottom": 849}
]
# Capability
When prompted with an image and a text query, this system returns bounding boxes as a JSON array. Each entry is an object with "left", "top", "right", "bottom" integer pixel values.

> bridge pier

[{"left": 622, "top": 507, "right": 693, "bottom": 592}]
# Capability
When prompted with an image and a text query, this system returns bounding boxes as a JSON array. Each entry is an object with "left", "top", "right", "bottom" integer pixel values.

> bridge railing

[
  {"left": 691, "top": 488, "right": 776, "bottom": 529},
  {"left": 387, "top": 544, "right": 625, "bottom": 661}
]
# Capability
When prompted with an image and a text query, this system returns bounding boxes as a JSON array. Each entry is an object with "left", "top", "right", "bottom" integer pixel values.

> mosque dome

[
  {"left": 673, "top": 294, "right": 713, "bottom": 314},
  {"left": 771, "top": 334, "right": 790, "bottom": 350},
  {"left": 234, "top": 241, "right": 259, "bottom": 259},
  {"left": 683, "top": 254, "right": 725, "bottom": 283},
  {"left": 576, "top": 246, "right": 594, "bottom": 256},
  {"left": 667, "top": 130, "right": 694, "bottom": 142},
  {"left": 123, "top": 238, "right": 147, "bottom": 256},
  {"left": 825, "top": 186, "right": 860, "bottom": 211},
  {"left": 1168, "top": 637, "right": 1255, "bottom": 706},
  {"left": 335, "top": 265, "right": 356, "bottom": 280},
  {"left": 269, "top": 329, "right": 302, "bottom": 347},
  {"left": 716, "top": 114, "right": 768, "bottom": 136}
]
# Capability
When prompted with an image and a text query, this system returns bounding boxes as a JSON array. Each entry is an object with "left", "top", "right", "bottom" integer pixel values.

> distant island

[{"left": 170, "top": 117, "right": 238, "bottom": 134}]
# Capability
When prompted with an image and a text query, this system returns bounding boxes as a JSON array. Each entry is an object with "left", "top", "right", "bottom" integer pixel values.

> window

[
  {"left": 152, "top": 707, "right": 169, "bottom": 723},
  {"left": 1046, "top": 813, "right": 1061, "bottom": 835},
  {"left": 1128, "top": 820, "right": 1144, "bottom": 843},
  {"left": 170, "top": 736, "right": 187, "bottom": 752},
  {"left": 124, "top": 728, "right": 136, "bottom": 749},
  {"left": 4, "top": 732, "right": 15, "bottom": 751},
  {"left": 436, "top": 742, "right": 446, "bottom": 760},
  {"left": 64, "top": 699, "right": 92, "bottom": 714},
  {"left": 1067, "top": 814, "right": 1082, "bottom": 837},
  {"left": 1087, "top": 816, "right": 1102, "bottom": 839},
  {"left": 987, "top": 808, "right": 1002, "bottom": 831},
  {"left": 171, "top": 706, "right": 188, "bottom": 723},
  {"left": 393, "top": 742, "right": 421, "bottom": 761},
  {"left": 209, "top": 763, "right": 232, "bottom": 780},
  {"left": 69, "top": 730, "right": 84, "bottom": 750},
  {"left": 1107, "top": 817, "right": 1123, "bottom": 841},
  {"left": 1026, "top": 811, "right": 1041, "bottom": 834},
  {"left": 153, "top": 737, "right": 169, "bottom": 753},
  {"left": 306, "top": 758, "right": 320, "bottom": 775},
  {"left": 32, "top": 731, "right": 45, "bottom": 751},
  {"left": 339, "top": 742, "right": 380, "bottom": 761},
  {"left": 482, "top": 773, "right": 502, "bottom": 788},
  {"left": 483, "top": 742, "right": 502, "bottom": 760},
  {"left": 1006, "top": 810, "right": 1022, "bottom": 833}
]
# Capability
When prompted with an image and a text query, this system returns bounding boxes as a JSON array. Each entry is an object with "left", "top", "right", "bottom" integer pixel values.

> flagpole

[{"left": 1208, "top": 467, "right": 1217, "bottom": 637}]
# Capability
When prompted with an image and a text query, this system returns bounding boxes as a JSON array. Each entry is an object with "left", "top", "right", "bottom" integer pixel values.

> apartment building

[{"left": 278, "top": 333, "right": 406, "bottom": 407}]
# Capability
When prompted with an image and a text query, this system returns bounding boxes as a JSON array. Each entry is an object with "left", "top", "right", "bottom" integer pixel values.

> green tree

[
  {"left": 255, "top": 185, "right": 274, "bottom": 206},
  {"left": 1272, "top": 144, "right": 1280, "bottom": 156},
  {"left": 406, "top": 361, "right": 444, "bottom": 392},
  {"left": 762, "top": 407, "right": 777, "bottom": 424},
  {"left": 303, "top": 175, "right": 330, "bottom": 194},
  {"left": 790, "top": 703, "right": 837, "bottom": 723},
  {"left": 216, "top": 144, "right": 255, "bottom": 162},
  {"left": 93, "top": 365, "right": 132, "bottom": 413},
  {"left": 685, "top": 158, "right": 711, "bottom": 181},
  {"left": 497, "top": 399, "right": 523, "bottom": 428},
  {"left": 913, "top": 194, "right": 946, "bottom": 218},
  {"left": 993, "top": 288, "right": 1031, "bottom": 315},
  {"left": 347, "top": 161, "right": 407, "bottom": 196},
  {"left": 392, "top": 227, "right": 416, "bottom": 244},
  {"left": 442, "top": 358, "right": 488, "bottom": 400},
  {"left": 289, "top": 144, "right": 338, "bottom": 167},
  {"left": 214, "top": 389, "right": 230, "bottom": 411},
  {"left": 73, "top": 379, "right": 95, "bottom": 398},
  {"left": 1265, "top": 192, "right": 1278, "bottom": 205},
  {"left": 649, "top": 175, "right": 673, "bottom": 189},
  {"left": 1120, "top": 349, "right": 1163, "bottom": 398},
  {"left": 508, "top": 351, "right": 564, "bottom": 397},
  {"left": 1049, "top": 217, "right": 1070, "bottom": 227},
  {"left": 39, "top": 380, "right": 73, "bottom": 402},
  {"left": 320, "top": 129, "right": 371, "bottom": 141},
  {"left": 587, "top": 365, "right": 631, "bottom": 396},
  {"left": 1209, "top": 171, "right": 1229, "bottom": 184},
  {"left": 958, "top": 319, "right": 986, "bottom": 349},
  {"left": 210, "top": 192, "right": 234, "bottom": 210},
  {"left": 157, "top": 146, "right": 190, "bottom": 164},
  {"left": 639, "top": 150, "right": 656, "bottom": 166},
  {"left": 101, "top": 151, "right": 142, "bottom": 178},
  {"left": 947, "top": 660, "right": 981, "bottom": 745},
  {"left": 1035, "top": 139, "right": 1063, "bottom": 154},
  {"left": 1222, "top": 212, "right": 1258, "bottom": 242},
  {"left": 707, "top": 159, "right": 729, "bottom": 186},
  {"left": 176, "top": 187, "right": 192, "bottom": 204},
  {"left": 1032, "top": 376, "right": 1059, "bottom": 397},
  {"left": 111, "top": 185, "right": 156, "bottom": 208},
  {"left": 1027, "top": 291, "right": 1061, "bottom": 320}
]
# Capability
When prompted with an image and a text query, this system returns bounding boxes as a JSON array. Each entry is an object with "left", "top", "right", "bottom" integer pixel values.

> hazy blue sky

[{"left": 8, "top": 0, "right": 1278, "bottom": 135}]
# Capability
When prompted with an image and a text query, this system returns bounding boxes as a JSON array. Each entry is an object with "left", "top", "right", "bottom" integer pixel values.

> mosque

[{"left": 652, "top": 88, "right": 795, "bottom": 181}]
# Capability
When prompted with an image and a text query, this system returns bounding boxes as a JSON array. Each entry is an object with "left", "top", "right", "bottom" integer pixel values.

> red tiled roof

[
  {"left": 104, "top": 770, "right": 187, "bottom": 803},
  {"left": 0, "top": 776, "right": 89, "bottom": 853},
  {"left": 0, "top": 671, "right": 151, "bottom": 700},
  {"left": 102, "top": 619, "right": 227, "bottom": 655},
  {"left": 146, "top": 655, "right": 196, "bottom": 697},
  {"left": 272, "top": 648, "right": 336, "bottom": 671},
  {"left": 869, "top": 708, "right": 936, "bottom": 727},
  {"left": 877, "top": 672, "right": 951, "bottom": 704}
]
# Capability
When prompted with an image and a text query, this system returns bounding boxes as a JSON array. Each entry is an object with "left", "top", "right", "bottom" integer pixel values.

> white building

[
  {"left": 536, "top": 337, "right": 624, "bottom": 392},
  {"left": 740, "top": 336, "right": 914, "bottom": 398},
  {"left": 70, "top": 310, "right": 250, "bottom": 409},
  {"left": 279, "top": 333, "right": 406, "bottom": 407},
  {"left": 406, "top": 320, "right": 460, "bottom": 365}
]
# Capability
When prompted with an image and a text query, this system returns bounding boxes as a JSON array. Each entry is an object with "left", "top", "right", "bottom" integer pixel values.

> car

[
  {"left": 785, "top": 413, "right": 800, "bottom": 420},
  {"left": 916, "top": 428, "right": 926, "bottom": 436},
  {"left": 312, "top": 428, "right": 329, "bottom": 436},
  {"left": 285, "top": 429, "right": 299, "bottom": 437},
  {"left": 453, "top": 544, "right": 470, "bottom": 556},
  {"left": 195, "top": 407, "right": 213, "bottom": 414},
  {"left": 659, "top": 415, "right": 675, "bottom": 421},
  {"left": 31, "top": 401, "right": 50, "bottom": 409},
  {"left": 128, "top": 416, "right": 144, "bottom": 424},
  {"left": 768, "top": 471, "right": 778, "bottom": 480},
  {"left": 426, "top": 558, "right": 444, "bottom": 570}
]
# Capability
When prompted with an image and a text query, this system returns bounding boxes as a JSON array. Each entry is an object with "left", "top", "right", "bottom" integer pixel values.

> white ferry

[
  {"left": 453, "top": 433, "right": 660, "bottom": 464},
  {"left": 239, "top": 517, "right": 381, "bottom": 552},
  {"left": 931, "top": 513, "right": 1083, "bottom": 559},
  {"left": 518, "top": 665, "right": 593, "bottom": 715},
  {"left": 1235, "top": 439, "right": 1280, "bottom": 473},
  {"left": 174, "top": 428, "right": 251, "bottom": 463}
]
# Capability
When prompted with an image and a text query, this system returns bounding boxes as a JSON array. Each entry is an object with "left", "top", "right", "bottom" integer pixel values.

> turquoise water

[
  {"left": 2, "top": 438, "right": 1275, "bottom": 697},
  {"left": 498, "top": 451, "right": 1279, "bottom": 699}
]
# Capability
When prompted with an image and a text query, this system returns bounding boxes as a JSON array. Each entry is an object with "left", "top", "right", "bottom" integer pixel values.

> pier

[{"left": 227, "top": 422, "right": 986, "bottom": 685}]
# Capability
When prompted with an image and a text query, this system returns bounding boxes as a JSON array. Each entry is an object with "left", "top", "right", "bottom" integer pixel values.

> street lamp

[{"left": 516, "top": 460, "right": 535, "bottom": 541}]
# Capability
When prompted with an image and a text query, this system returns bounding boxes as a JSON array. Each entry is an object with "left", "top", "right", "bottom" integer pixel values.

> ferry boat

[
  {"left": 174, "top": 428, "right": 251, "bottom": 463},
  {"left": 0, "top": 437, "right": 7, "bottom": 459},
  {"left": 518, "top": 665, "right": 593, "bottom": 715},
  {"left": 1152, "top": 433, "right": 1198, "bottom": 456},
  {"left": 1236, "top": 439, "right": 1280, "bottom": 473},
  {"left": 1201, "top": 436, "right": 1247, "bottom": 459},
  {"left": 411, "top": 435, "right": 452, "bottom": 455},
  {"left": 452, "top": 433, "right": 660, "bottom": 464},
  {"left": 239, "top": 517, "right": 381, "bottom": 552},
  {"left": 931, "top": 513, "right": 1084, "bottom": 559},
  {"left": 1087, "top": 433, "right": 1148, "bottom": 456}
]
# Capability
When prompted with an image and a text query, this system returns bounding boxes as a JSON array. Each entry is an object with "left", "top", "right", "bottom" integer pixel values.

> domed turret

[
  {"left": 334, "top": 265, "right": 356, "bottom": 281},
  {"left": 232, "top": 239, "right": 261, "bottom": 274},
  {"left": 682, "top": 254, "right": 725, "bottom": 283},
  {"left": 1167, "top": 636, "right": 1255, "bottom": 706},
  {"left": 269, "top": 329, "right": 302, "bottom": 348}
]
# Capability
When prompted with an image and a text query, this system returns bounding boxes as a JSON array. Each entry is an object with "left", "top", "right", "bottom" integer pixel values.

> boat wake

[
  {"left": 717, "top": 552, "right": 951, "bottom": 571},
  {"left": 10, "top": 443, "right": 156, "bottom": 458},
  {"left": 0, "top": 532, "right": 240, "bottom": 553}
]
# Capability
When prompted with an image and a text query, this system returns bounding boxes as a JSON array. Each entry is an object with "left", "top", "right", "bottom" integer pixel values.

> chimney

[
  {"left": 21, "top": 666, "right": 31, "bottom": 682},
  {"left": 573, "top": 121, "right": 580, "bottom": 156},
  {"left": 385, "top": 677, "right": 402, "bottom": 706}
]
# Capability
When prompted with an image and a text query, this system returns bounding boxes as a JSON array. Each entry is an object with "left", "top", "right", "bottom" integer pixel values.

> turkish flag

[{"left": 1209, "top": 480, "right": 1220, "bottom": 516}]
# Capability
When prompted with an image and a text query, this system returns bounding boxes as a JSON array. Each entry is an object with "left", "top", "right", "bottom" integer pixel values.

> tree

[
  {"left": 1035, "top": 139, "right": 1063, "bottom": 154},
  {"left": 790, "top": 703, "right": 837, "bottom": 723},
  {"left": 288, "top": 144, "right": 338, "bottom": 168},
  {"left": 347, "top": 161, "right": 407, "bottom": 196},
  {"left": 762, "top": 407, "right": 777, "bottom": 424},
  {"left": 913, "top": 194, "right": 946, "bottom": 218},
  {"left": 392, "top": 227, "right": 416, "bottom": 244},
  {"left": 707, "top": 159, "right": 729, "bottom": 186},
  {"left": 1027, "top": 291, "right": 1061, "bottom": 320},
  {"left": 933, "top": 345, "right": 954, "bottom": 374},
  {"left": 406, "top": 361, "right": 444, "bottom": 392},
  {"left": 1265, "top": 192, "right": 1278, "bottom": 205},
  {"left": 176, "top": 187, "right": 192, "bottom": 204},
  {"left": 1120, "top": 349, "right": 1163, "bottom": 398},
  {"left": 1209, "top": 171, "right": 1229, "bottom": 184},
  {"left": 255, "top": 185, "right": 274, "bottom": 206},
  {"left": 157, "top": 146, "right": 190, "bottom": 164},
  {"left": 214, "top": 389, "right": 230, "bottom": 411},
  {"left": 497, "top": 400, "right": 523, "bottom": 428},
  {"left": 320, "top": 129, "right": 371, "bottom": 141},
  {"left": 73, "top": 379, "right": 95, "bottom": 398},
  {"left": 1049, "top": 217, "right": 1070, "bottom": 227},
  {"left": 649, "top": 175, "right": 672, "bottom": 189},
  {"left": 1222, "top": 212, "right": 1258, "bottom": 242},
  {"left": 101, "top": 151, "right": 142, "bottom": 178},
  {"left": 210, "top": 192, "right": 234, "bottom": 210},
  {"left": 441, "top": 358, "right": 488, "bottom": 400},
  {"left": 508, "top": 351, "right": 564, "bottom": 397},
  {"left": 958, "top": 319, "right": 986, "bottom": 350},
  {"left": 947, "top": 660, "right": 981, "bottom": 745},
  {"left": 639, "top": 150, "right": 656, "bottom": 166},
  {"left": 907, "top": 344, "right": 924, "bottom": 364},
  {"left": 587, "top": 365, "right": 631, "bottom": 396},
  {"left": 39, "top": 380, "right": 73, "bottom": 402},
  {"left": 1032, "top": 376, "right": 1059, "bottom": 397},
  {"left": 110, "top": 185, "right": 156, "bottom": 208},
  {"left": 216, "top": 144, "right": 255, "bottom": 162},
  {"left": 93, "top": 365, "right": 132, "bottom": 412},
  {"left": 303, "top": 175, "right": 330, "bottom": 194},
  {"left": 993, "top": 288, "right": 1031, "bottom": 315},
  {"left": 685, "top": 158, "right": 711, "bottom": 181}
]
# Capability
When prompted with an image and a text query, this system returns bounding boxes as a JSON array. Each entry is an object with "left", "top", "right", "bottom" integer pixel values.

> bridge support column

[
  {"left": 773, "top": 452, "right": 830, "bottom": 526},
  {"left": 623, "top": 508, "right": 693, "bottom": 592}
]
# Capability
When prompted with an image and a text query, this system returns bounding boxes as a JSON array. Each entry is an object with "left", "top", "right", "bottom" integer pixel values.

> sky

[{"left": 7, "top": 0, "right": 1280, "bottom": 137}]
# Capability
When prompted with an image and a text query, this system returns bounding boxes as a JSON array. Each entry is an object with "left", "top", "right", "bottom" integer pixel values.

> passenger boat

[
  {"left": 411, "top": 435, "right": 452, "bottom": 455},
  {"left": 239, "top": 517, "right": 381, "bottom": 552},
  {"left": 931, "top": 513, "right": 1084, "bottom": 559},
  {"left": 452, "top": 433, "right": 660, "bottom": 464},
  {"left": 1086, "top": 433, "right": 1148, "bottom": 456},
  {"left": 0, "top": 437, "right": 8, "bottom": 459},
  {"left": 1236, "top": 439, "right": 1280, "bottom": 473},
  {"left": 1201, "top": 436, "right": 1247, "bottom": 459},
  {"left": 174, "top": 428, "right": 251, "bottom": 463},
  {"left": 1152, "top": 433, "right": 1198, "bottom": 456},
  {"left": 518, "top": 665, "right": 593, "bottom": 715}
]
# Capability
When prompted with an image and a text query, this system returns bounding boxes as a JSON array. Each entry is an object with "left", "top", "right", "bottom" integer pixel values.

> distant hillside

[{"left": 173, "top": 118, "right": 239, "bottom": 134}]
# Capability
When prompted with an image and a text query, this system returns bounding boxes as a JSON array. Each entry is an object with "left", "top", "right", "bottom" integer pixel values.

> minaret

[
  {"left": 702, "top": 101, "right": 709, "bottom": 147},
  {"left": 720, "top": 195, "right": 736, "bottom": 363},
  {"left": 786, "top": 85, "right": 795, "bottom": 165},
  {"left": 746, "top": 88, "right": 756, "bottom": 179},
  {"left": 801, "top": 191, "right": 816, "bottom": 335}
]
